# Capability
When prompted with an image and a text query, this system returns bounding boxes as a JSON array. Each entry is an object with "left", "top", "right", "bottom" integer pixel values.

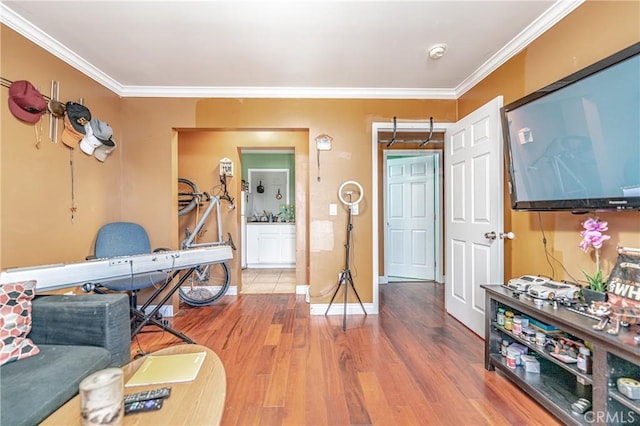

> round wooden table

[{"left": 42, "top": 344, "right": 226, "bottom": 425}]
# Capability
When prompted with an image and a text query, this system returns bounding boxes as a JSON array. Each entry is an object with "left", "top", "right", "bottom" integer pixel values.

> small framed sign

[{"left": 219, "top": 157, "right": 234, "bottom": 177}]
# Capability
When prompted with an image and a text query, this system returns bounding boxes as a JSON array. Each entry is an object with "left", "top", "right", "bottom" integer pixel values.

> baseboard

[
  {"left": 296, "top": 284, "right": 309, "bottom": 295},
  {"left": 179, "top": 285, "right": 238, "bottom": 296},
  {"left": 310, "top": 302, "right": 377, "bottom": 315},
  {"left": 137, "top": 286, "right": 238, "bottom": 316}
]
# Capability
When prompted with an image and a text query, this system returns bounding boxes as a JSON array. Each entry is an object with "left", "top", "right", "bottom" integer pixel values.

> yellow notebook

[{"left": 125, "top": 352, "right": 207, "bottom": 387}]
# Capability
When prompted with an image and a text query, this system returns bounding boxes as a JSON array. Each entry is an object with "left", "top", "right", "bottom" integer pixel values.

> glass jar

[
  {"left": 497, "top": 308, "right": 505, "bottom": 326},
  {"left": 501, "top": 339, "right": 509, "bottom": 357},
  {"left": 513, "top": 316, "right": 522, "bottom": 335},
  {"left": 504, "top": 311, "right": 514, "bottom": 331},
  {"left": 577, "top": 347, "right": 592, "bottom": 374},
  {"left": 522, "top": 328, "right": 536, "bottom": 343}
]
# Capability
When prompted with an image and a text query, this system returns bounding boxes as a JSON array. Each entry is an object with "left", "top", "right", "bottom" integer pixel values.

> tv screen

[{"left": 501, "top": 42, "right": 640, "bottom": 212}]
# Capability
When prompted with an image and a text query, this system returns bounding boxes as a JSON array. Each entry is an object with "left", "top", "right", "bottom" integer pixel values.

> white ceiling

[{"left": 1, "top": 1, "right": 583, "bottom": 99}]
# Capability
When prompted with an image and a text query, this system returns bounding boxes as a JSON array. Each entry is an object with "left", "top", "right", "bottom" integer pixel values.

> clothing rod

[
  {"left": 385, "top": 115, "right": 439, "bottom": 147},
  {"left": 379, "top": 139, "right": 444, "bottom": 144},
  {"left": 1, "top": 76, "right": 52, "bottom": 101}
]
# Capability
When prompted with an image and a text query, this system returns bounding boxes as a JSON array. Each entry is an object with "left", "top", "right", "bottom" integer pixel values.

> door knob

[
  {"left": 484, "top": 231, "right": 497, "bottom": 240},
  {"left": 500, "top": 232, "right": 515, "bottom": 240}
]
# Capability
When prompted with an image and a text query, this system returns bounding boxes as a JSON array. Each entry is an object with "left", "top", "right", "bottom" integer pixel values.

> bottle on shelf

[
  {"left": 504, "top": 310, "right": 514, "bottom": 331},
  {"left": 577, "top": 347, "right": 592, "bottom": 374}
]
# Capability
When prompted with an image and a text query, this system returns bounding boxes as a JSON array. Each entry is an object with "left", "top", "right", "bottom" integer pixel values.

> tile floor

[{"left": 241, "top": 268, "right": 297, "bottom": 294}]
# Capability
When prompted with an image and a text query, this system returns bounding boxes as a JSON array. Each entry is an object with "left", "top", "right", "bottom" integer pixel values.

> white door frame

[
  {"left": 383, "top": 150, "right": 442, "bottom": 283},
  {"left": 371, "top": 121, "right": 452, "bottom": 313}
]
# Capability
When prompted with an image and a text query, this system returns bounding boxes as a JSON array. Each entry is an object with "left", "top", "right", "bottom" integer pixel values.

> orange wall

[
  {"left": 1, "top": 26, "right": 122, "bottom": 269},
  {"left": 186, "top": 98, "right": 456, "bottom": 302},
  {"left": 177, "top": 130, "right": 309, "bottom": 290},
  {"left": 1, "top": 22, "right": 455, "bottom": 303},
  {"left": 458, "top": 0, "right": 640, "bottom": 283},
  {"left": 2, "top": 0, "right": 639, "bottom": 303}
]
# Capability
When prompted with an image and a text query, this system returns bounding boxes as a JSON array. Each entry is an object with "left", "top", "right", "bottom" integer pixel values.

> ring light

[{"left": 338, "top": 181, "right": 363, "bottom": 206}]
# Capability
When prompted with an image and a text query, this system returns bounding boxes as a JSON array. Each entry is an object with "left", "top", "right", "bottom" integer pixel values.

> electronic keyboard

[{"left": 0, "top": 245, "right": 233, "bottom": 291}]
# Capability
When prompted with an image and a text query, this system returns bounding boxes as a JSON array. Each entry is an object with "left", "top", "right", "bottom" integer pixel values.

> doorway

[
  {"left": 371, "top": 121, "right": 450, "bottom": 313},
  {"left": 384, "top": 150, "right": 441, "bottom": 282},
  {"left": 177, "top": 131, "right": 309, "bottom": 298},
  {"left": 240, "top": 149, "right": 297, "bottom": 294}
]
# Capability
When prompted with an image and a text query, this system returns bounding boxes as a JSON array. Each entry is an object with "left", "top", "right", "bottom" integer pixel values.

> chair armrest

[{"left": 29, "top": 294, "right": 131, "bottom": 367}]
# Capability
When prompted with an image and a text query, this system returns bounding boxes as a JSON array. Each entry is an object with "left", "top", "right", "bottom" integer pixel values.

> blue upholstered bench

[{"left": 0, "top": 293, "right": 130, "bottom": 426}]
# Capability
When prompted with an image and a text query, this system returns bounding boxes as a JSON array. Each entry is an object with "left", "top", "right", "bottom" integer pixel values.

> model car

[
  {"left": 527, "top": 281, "right": 581, "bottom": 300},
  {"left": 504, "top": 275, "right": 550, "bottom": 292}
]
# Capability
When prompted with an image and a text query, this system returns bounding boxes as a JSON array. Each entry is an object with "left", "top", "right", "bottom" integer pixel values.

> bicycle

[{"left": 177, "top": 176, "right": 235, "bottom": 306}]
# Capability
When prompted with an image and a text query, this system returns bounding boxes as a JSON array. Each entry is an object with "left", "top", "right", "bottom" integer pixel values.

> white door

[
  {"left": 386, "top": 155, "right": 436, "bottom": 280},
  {"left": 445, "top": 96, "right": 504, "bottom": 338}
]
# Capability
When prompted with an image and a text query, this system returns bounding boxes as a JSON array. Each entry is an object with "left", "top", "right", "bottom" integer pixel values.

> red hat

[{"left": 8, "top": 80, "right": 47, "bottom": 124}]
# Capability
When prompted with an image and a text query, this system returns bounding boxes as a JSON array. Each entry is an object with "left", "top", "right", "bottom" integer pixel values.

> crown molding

[
  {"left": 455, "top": 0, "right": 584, "bottom": 98},
  {"left": 2, "top": 1, "right": 583, "bottom": 100},
  {"left": 118, "top": 85, "right": 457, "bottom": 99}
]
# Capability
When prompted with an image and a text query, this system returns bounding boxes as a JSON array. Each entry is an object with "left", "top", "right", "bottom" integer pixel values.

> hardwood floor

[{"left": 132, "top": 282, "right": 561, "bottom": 425}]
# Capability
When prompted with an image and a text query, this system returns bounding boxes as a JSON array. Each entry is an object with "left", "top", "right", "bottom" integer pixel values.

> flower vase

[{"left": 582, "top": 287, "right": 607, "bottom": 305}]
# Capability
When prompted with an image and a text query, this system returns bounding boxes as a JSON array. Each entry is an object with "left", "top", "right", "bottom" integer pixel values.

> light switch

[
  {"left": 329, "top": 203, "right": 337, "bottom": 216},
  {"left": 351, "top": 204, "right": 359, "bottom": 215}
]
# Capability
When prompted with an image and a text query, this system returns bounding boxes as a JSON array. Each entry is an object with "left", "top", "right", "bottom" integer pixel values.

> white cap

[
  {"left": 79, "top": 122, "right": 103, "bottom": 155},
  {"left": 94, "top": 139, "right": 117, "bottom": 162}
]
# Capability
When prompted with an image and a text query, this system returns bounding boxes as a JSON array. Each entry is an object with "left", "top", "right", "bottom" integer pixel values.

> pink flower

[
  {"left": 579, "top": 229, "right": 611, "bottom": 251},
  {"left": 582, "top": 217, "right": 609, "bottom": 233},
  {"left": 579, "top": 217, "right": 611, "bottom": 291}
]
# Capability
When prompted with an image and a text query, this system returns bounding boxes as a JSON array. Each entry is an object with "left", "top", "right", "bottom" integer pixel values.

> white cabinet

[{"left": 246, "top": 224, "right": 295, "bottom": 267}]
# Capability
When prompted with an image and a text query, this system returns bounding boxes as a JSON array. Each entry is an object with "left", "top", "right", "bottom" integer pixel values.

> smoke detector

[{"left": 428, "top": 44, "right": 448, "bottom": 60}]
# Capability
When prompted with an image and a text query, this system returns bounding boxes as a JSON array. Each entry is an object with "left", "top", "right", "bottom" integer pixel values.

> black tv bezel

[{"left": 500, "top": 41, "right": 640, "bottom": 213}]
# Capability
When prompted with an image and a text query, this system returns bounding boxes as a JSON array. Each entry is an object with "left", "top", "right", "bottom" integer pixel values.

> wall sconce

[
  {"left": 219, "top": 157, "right": 234, "bottom": 177},
  {"left": 315, "top": 134, "right": 333, "bottom": 182},
  {"left": 315, "top": 134, "right": 333, "bottom": 151}
]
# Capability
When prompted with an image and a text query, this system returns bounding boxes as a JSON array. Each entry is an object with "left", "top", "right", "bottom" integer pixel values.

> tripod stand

[{"left": 325, "top": 183, "right": 367, "bottom": 331}]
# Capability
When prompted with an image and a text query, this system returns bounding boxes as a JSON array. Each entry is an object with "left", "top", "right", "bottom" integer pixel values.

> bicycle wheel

[
  {"left": 179, "top": 262, "right": 231, "bottom": 306},
  {"left": 178, "top": 177, "right": 199, "bottom": 217}
]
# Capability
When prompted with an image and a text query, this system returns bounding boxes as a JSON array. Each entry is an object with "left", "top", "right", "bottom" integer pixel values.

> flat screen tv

[{"left": 501, "top": 42, "right": 640, "bottom": 212}]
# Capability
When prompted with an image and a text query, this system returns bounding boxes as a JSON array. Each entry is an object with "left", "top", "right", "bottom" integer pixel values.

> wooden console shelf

[{"left": 482, "top": 285, "right": 640, "bottom": 425}]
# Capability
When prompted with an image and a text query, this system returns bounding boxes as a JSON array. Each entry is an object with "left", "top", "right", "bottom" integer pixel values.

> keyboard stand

[{"left": 129, "top": 267, "right": 199, "bottom": 344}]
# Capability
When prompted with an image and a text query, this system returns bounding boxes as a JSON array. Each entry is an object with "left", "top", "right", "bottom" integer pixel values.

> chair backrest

[{"left": 95, "top": 222, "right": 152, "bottom": 258}]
